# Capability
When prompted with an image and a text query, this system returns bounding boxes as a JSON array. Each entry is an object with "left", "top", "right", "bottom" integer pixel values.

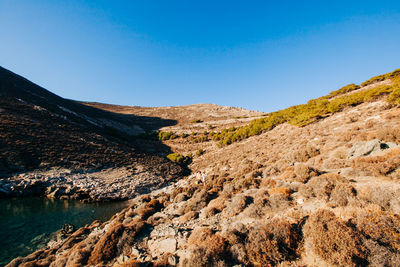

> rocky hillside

[
  {"left": 0, "top": 66, "right": 182, "bottom": 200},
  {"left": 6, "top": 68, "right": 400, "bottom": 266},
  {"left": 83, "top": 102, "right": 265, "bottom": 134}
]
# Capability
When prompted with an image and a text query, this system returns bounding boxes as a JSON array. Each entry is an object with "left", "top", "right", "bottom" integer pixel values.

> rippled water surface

[{"left": 0, "top": 197, "right": 128, "bottom": 265}]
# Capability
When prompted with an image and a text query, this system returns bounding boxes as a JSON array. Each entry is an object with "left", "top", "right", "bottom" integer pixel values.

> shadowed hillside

[{"left": 0, "top": 66, "right": 182, "bottom": 177}]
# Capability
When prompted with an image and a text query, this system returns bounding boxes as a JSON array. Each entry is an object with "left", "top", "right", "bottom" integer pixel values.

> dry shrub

[
  {"left": 321, "top": 157, "right": 349, "bottom": 169},
  {"left": 234, "top": 175, "right": 261, "bottom": 191},
  {"left": 88, "top": 218, "right": 149, "bottom": 265},
  {"left": 278, "top": 167, "right": 296, "bottom": 182},
  {"left": 351, "top": 148, "right": 400, "bottom": 178},
  {"left": 355, "top": 210, "right": 400, "bottom": 252},
  {"left": 304, "top": 210, "right": 367, "bottom": 266},
  {"left": 201, "top": 206, "right": 220, "bottom": 219},
  {"left": 254, "top": 189, "right": 269, "bottom": 206},
  {"left": 307, "top": 173, "right": 347, "bottom": 200},
  {"left": 260, "top": 178, "right": 277, "bottom": 188},
  {"left": 174, "top": 192, "right": 188, "bottom": 202},
  {"left": 288, "top": 144, "right": 320, "bottom": 162},
  {"left": 338, "top": 129, "right": 358, "bottom": 142},
  {"left": 365, "top": 120, "right": 375, "bottom": 128},
  {"left": 88, "top": 223, "right": 125, "bottom": 265},
  {"left": 359, "top": 186, "right": 399, "bottom": 210},
  {"left": 262, "top": 165, "right": 280, "bottom": 177},
  {"left": 183, "top": 227, "right": 231, "bottom": 266},
  {"left": 268, "top": 187, "right": 291, "bottom": 198},
  {"left": 138, "top": 199, "right": 163, "bottom": 219},
  {"left": 363, "top": 239, "right": 400, "bottom": 267},
  {"left": 207, "top": 196, "right": 227, "bottom": 211},
  {"left": 179, "top": 211, "right": 199, "bottom": 223},
  {"left": 222, "top": 182, "right": 234, "bottom": 196},
  {"left": 114, "top": 258, "right": 142, "bottom": 267},
  {"left": 294, "top": 163, "right": 321, "bottom": 183},
  {"left": 224, "top": 194, "right": 253, "bottom": 217},
  {"left": 376, "top": 126, "right": 400, "bottom": 143},
  {"left": 184, "top": 189, "right": 217, "bottom": 213},
  {"left": 329, "top": 183, "right": 356, "bottom": 207},
  {"left": 268, "top": 192, "right": 292, "bottom": 211},
  {"left": 245, "top": 218, "right": 301, "bottom": 266},
  {"left": 170, "top": 185, "right": 196, "bottom": 202}
]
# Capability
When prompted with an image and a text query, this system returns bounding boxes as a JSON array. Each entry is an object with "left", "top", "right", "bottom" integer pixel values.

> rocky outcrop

[
  {"left": 0, "top": 166, "right": 178, "bottom": 201},
  {"left": 348, "top": 139, "right": 397, "bottom": 158}
]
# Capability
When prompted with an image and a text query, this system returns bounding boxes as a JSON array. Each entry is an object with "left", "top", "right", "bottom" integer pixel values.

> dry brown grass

[
  {"left": 356, "top": 210, "right": 400, "bottom": 252},
  {"left": 87, "top": 216, "right": 149, "bottom": 266},
  {"left": 376, "top": 126, "right": 400, "bottom": 143},
  {"left": 184, "top": 188, "right": 218, "bottom": 214},
  {"left": 304, "top": 210, "right": 367, "bottom": 266},
  {"left": 268, "top": 187, "right": 291, "bottom": 198},
  {"left": 184, "top": 227, "right": 232, "bottom": 266},
  {"left": 351, "top": 148, "right": 400, "bottom": 178},
  {"left": 223, "top": 194, "right": 253, "bottom": 217},
  {"left": 244, "top": 218, "right": 301, "bottom": 266},
  {"left": 329, "top": 183, "right": 356, "bottom": 207},
  {"left": 294, "top": 163, "right": 321, "bottom": 183},
  {"left": 287, "top": 143, "right": 320, "bottom": 162},
  {"left": 87, "top": 223, "right": 125, "bottom": 265},
  {"left": 306, "top": 173, "right": 348, "bottom": 200}
]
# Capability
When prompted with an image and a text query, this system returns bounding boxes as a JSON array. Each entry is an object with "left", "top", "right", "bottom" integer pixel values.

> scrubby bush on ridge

[{"left": 215, "top": 68, "right": 400, "bottom": 146}]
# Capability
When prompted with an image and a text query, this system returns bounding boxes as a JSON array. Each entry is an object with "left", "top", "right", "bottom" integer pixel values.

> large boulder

[{"left": 348, "top": 139, "right": 397, "bottom": 158}]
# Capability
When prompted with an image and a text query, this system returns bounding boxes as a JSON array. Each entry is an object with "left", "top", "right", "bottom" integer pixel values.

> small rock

[
  {"left": 148, "top": 238, "right": 177, "bottom": 256},
  {"left": 168, "top": 255, "right": 178, "bottom": 266},
  {"left": 131, "top": 247, "right": 140, "bottom": 257}
]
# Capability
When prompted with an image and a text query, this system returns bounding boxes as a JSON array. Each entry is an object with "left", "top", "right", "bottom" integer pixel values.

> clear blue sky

[{"left": 1, "top": 0, "right": 400, "bottom": 112}]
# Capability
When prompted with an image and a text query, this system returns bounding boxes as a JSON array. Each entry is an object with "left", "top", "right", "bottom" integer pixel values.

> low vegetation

[{"left": 214, "top": 69, "right": 400, "bottom": 146}]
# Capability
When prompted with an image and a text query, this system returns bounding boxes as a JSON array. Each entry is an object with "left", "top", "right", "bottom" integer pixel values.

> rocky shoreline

[{"left": 0, "top": 165, "right": 179, "bottom": 202}]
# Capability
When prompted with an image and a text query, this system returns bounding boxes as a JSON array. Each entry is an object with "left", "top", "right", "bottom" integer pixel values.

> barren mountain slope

[
  {"left": 0, "top": 66, "right": 183, "bottom": 200},
  {"left": 83, "top": 102, "right": 265, "bottom": 133},
  {"left": 8, "top": 69, "right": 400, "bottom": 266}
]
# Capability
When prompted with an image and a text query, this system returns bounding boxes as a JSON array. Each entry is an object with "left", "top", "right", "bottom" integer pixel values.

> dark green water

[{"left": 0, "top": 197, "right": 128, "bottom": 266}]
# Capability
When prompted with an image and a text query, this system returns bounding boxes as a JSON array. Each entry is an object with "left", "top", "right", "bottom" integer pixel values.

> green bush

[
  {"left": 158, "top": 131, "right": 178, "bottom": 141},
  {"left": 167, "top": 153, "right": 191, "bottom": 165},
  {"left": 326, "top": 83, "right": 360, "bottom": 99},
  {"left": 191, "top": 119, "right": 203, "bottom": 123},
  {"left": 215, "top": 68, "right": 400, "bottom": 146},
  {"left": 361, "top": 68, "right": 400, "bottom": 87},
  {"left": 193, "top": 135, "right": 209, "bottom": 143},
  {"left": 167, "top": 153, "right": 185, "bottom": 164},
  {"left": 195, "top": 149, "right": 205, "bottom": 157}
]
